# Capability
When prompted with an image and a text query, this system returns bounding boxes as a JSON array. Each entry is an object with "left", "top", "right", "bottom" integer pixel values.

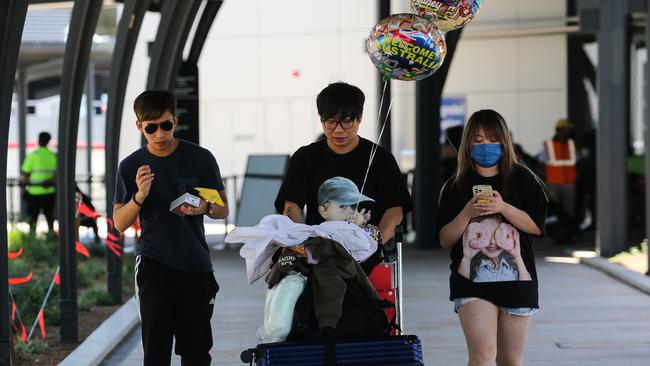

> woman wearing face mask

[{"left": 437, "top": 109, "right": 548, "bottom": 366}]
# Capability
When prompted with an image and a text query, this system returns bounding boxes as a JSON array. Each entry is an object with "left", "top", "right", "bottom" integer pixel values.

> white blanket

[{"left": 225, "top": 214, "right": 378, "bottom": 283}]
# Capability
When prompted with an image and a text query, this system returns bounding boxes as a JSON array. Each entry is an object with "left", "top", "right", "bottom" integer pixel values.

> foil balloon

[
  {"left": 367, "top": 13, "right": 447, "bottom": 81},
  {"left": 410, "top": 0, "right": 483, "bottom": 32}
]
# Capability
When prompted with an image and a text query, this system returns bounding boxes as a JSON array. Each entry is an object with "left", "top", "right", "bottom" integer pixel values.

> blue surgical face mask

[{"left": 471, "top": 143, "right": 503, "bottom": 167}]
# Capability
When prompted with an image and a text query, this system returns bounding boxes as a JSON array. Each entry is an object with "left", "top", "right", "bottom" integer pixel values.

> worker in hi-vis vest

[
  {"left": 541, "top": 119, "right": 577, "bottom": 237},
  {"left": 21, "top": 132, "right": 57, "bottom": 234}
]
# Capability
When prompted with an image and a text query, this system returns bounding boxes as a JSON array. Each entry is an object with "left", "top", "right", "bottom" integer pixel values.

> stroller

[{"left": 240, "top": 228, "right": 424, "bottom": 366}]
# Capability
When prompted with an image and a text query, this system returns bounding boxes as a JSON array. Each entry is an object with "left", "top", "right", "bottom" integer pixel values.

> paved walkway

[{"left": 102, "top": 239, "right": 650, "bottom": 366}]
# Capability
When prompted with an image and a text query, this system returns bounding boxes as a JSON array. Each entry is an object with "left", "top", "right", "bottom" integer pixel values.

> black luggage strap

[{"left": 380, "top": 299, "right": 402, "bottom": 334}]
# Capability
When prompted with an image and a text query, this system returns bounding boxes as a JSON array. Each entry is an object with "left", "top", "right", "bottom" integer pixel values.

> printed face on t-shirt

[
  {"left": 461, "top": 215, "right": 528, "bottom": 282},
  {"left": 316, "top": 176, "right": 375, "bottom": 225}
]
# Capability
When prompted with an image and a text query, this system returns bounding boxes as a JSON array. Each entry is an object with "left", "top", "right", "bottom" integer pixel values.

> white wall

[
  {"left": 443, "top": 0, "right": 567, "bottom": 159},
  {"left": 120, "top": 0, "right": 569, "bottom": 177},
  {"left": 197, "top": 0, "right": 381, "bottom": 177}
]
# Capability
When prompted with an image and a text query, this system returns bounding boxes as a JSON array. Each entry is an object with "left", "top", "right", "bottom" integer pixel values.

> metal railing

[
  {"left": 6, "top": 175, "right": 242, "bottom": 230},
  {"left": 5, "top": 175, "right": 106, "bottom": 224}
]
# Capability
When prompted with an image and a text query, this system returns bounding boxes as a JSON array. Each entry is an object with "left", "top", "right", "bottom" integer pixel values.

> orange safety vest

[{"left": 544, "top": 139, "right": 576, "bottom": 185}]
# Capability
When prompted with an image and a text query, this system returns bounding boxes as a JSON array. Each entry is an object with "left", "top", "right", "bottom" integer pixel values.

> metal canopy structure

[
  {"left": 105, "top": 0, "right": 223, "bottom": 302},
  {"left": 414, "top": 29, "right": 463, "bottom": 249},
  {"left": 146, "top": 0, "right": 202, "bottom": 91},
  {"left": 578, "top": 0, "right": 633, "bottom": 257},
  {"left": 187, "top": 0, "right": 222, "bottom": 65},
  {"left": 2, "top": 0, "right": 650, "bottom": 364},
  {"left": 0, "top": 2, "right": 29, "bottom": 363},
  {"left": 139, "top": 0, "right": 200, "bottom": 147},
  {"left": 595, "top": 0, "right": 630, "bottom": 257},
  {"left": 56, "top": 0, "right": 103, "bottom": 343},
  {"left": 104, "top": 0, "right": 153, "bottom": 304},
  {"left": 647, "top": 0, "right": 650, "bottom": 275},
  {"left": 0, "top": 0, "right": 225, "bottom": 357}
]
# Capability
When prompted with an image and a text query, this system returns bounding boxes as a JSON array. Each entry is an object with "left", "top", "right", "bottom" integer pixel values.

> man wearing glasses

[
  {"left": 275, "top": 82, "right": 413, "bottom": 273},
  {"left": 112, "top": 90, "right": 228, "bottom": 365}
]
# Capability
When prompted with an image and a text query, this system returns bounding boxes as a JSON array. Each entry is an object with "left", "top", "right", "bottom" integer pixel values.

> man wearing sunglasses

[
  {"left": 112, "top": 90, "right": 228, "bottom": 366},
  {"left": 275, "top": 82, "right": 413, "bottom": 274}
]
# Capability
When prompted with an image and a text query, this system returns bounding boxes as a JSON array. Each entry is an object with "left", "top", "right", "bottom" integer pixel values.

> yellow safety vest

[{"left": 21, "top": 147, "right": 57, "bottom": 195}]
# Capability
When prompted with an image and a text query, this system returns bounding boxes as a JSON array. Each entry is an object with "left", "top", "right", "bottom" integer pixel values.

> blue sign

[{"left": 440, "top": 95, "right": 465, "bottom": 142}]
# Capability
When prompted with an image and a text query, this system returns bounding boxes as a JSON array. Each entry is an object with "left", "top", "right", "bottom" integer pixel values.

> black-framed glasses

[
  {"left": 143, "top": 120, "right": 174, "bottom": 134},
  {"left": 321, "top": 118, "right": 356, "bottom": 130}
]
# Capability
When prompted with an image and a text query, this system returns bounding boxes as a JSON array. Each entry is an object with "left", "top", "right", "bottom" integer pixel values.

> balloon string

[{"left": 354, "top": 79, "right": 392, "bottom": 216}]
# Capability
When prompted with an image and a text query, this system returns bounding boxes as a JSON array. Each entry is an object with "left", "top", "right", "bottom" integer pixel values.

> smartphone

[{"left": 472, "top": 185, "right": 493, "bottom": 204}]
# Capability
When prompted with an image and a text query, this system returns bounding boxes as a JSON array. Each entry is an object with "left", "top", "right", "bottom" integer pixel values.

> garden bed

[
  {"left": 609, "top": 240, "right": 648, "bottom": 275},
  {"left": 8, "top": 229, "right": 134, "bottom": 365}
]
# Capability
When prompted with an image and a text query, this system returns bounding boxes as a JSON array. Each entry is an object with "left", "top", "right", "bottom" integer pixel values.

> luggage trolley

[
  {"left": 241, "top": 227, "right": 424, "bottom": 366},
  {"left": 367, "top": 226, "right": 404, "bottom": 335}
]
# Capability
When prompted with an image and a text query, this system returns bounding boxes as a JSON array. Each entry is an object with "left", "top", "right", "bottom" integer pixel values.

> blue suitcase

[{"left": 240, "top": 335, "right": 424, "bottom": 366}]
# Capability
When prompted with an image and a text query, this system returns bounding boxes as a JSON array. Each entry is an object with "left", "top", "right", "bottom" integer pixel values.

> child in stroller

[{"left": 257, "top": 176, "right": 387, "bottom": 343}]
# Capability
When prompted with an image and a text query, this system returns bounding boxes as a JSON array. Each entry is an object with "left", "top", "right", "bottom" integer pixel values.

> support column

[
  {"left": 85, "top": 60, "right": 94, "bottom": 197},
  {"left": 645, "top": 0, "right": 650, "bottom": 276},
  {"left": 414, "top": 29, "right": 462, "bottom": 249},
  {"left": 596, "top": 0, "right": 629, "bottom": 257},
  {"left": 0, "top": 2, "right": 28, "bottom": 363},
  {"left": 646, "top": 0, "right": 650, "bottom": 274},
  {"left": 17, "top": 69, "right": 26, "bottom": 171},
  {"left": 17, "top": 69, "right": 27, "bottom": 218},
  {"left": 57, "top": 0, "right": 102, "bottom": 342},
  {"left": 105, "top": 0, "right": 152, "bottom": 304}
]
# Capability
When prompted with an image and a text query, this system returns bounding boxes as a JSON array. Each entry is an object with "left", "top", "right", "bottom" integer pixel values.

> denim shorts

[{"left": 453, "top": 297, "right": 539, "bottom": 317}]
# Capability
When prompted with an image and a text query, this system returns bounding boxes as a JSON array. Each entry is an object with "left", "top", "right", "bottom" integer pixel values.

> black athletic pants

[{"left": 135, "top": 255, "right": 219, "bottom": 366}]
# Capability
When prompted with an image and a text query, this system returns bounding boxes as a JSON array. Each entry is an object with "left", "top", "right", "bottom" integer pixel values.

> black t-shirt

[
  {"left": 274, "top": 138, "right": 413, "bottom": 226},
  {"left": 436, "top": 165, "right": 547, "bottom": 308},
  {"left": 114, "top": 140, "right": 225, "bottom": 272}
]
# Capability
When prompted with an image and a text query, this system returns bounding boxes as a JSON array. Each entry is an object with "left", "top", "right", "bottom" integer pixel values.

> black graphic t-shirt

[
  {"left": 436, "top": 165, "right": 547, "bottom": 308},
  {"left": 274, "top": 138, "right": 413, "bottom": 226},
  {"left": 114, "top": 140, "right": 224, "bottom": 272}
]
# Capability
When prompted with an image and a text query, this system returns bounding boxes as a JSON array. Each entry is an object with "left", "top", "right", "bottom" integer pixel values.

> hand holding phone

[{"left": 472, "top": 185, "right": 493, "bottom": 204}]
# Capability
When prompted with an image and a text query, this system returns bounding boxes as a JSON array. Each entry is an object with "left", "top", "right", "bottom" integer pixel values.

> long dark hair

[{"left": 456, "top": 109, "right": 518, "bottom": 201}]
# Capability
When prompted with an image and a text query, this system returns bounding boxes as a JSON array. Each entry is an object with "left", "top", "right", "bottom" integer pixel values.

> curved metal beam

[
  {"left": 187, "top": 0, "right": 223, "bottom": 65},
  {"left": 0, "top": 3, "right": 28, "bottom": 363},
  {"left": 142, "top": 0, "right": 200, "bottom": 147},
  {"left": 56, "top": 0, "right": 102, "bottom": 342},
  {"left": 146, "top": 0, "right": 201, "bottom": 91},
  {"left": 105, "top": 0, "right": 152, "bottom": 304}
]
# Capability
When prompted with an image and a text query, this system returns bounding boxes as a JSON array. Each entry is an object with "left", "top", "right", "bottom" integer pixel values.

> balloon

[
  {"left": 367, "top": 13, "right": 447, "bottom": 81},
  {"left": 410, "top": 0, "right": 483, "bottom": 32}
]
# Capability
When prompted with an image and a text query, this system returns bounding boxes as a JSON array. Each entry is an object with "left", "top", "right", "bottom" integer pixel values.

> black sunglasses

[{"left": 143, "top": 120, "right": 174, "bottom": 134}]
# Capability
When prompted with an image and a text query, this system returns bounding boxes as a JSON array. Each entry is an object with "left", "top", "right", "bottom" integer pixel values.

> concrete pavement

[{"left": 98, "top": 239, "right": 650, "bottom": 366}]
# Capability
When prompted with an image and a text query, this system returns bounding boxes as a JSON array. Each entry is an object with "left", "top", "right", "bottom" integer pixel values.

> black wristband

[{"left": 132, "top": 193, "right": 143, "bottom": 207}]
